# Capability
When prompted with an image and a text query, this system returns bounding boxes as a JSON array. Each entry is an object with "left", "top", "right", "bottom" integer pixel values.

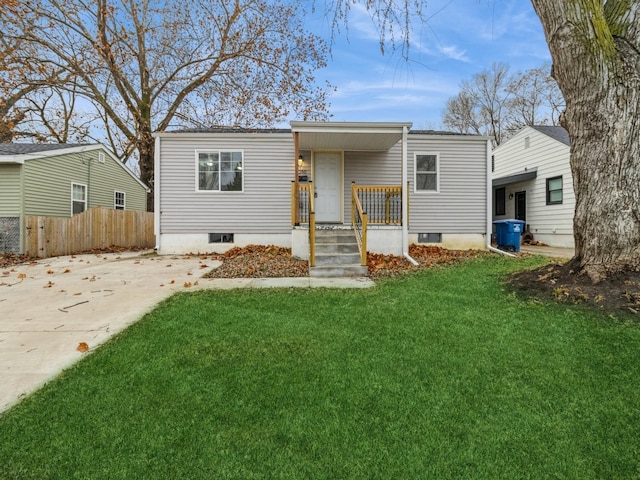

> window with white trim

[
  {"left": 415, "top": 153, "right": 439, "bottom": 192},
  {"left": 114, "top": 191, "right": 126, "bottom": 210},
  {"left": 72, "top": 183, "right": 87, "bottom": 215},
  {"left": 197, "top": 151, "right": 243, "bottom": 192}
]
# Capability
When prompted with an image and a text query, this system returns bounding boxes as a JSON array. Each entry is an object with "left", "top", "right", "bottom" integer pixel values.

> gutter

[
  {"left": 402, "top": 125, "right": 419, "bottom": 266},
  {"left": 486, "top": 138, "right": 516, "bottom": 257}
]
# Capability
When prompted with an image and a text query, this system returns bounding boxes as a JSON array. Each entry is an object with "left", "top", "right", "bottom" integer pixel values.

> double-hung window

[
  {"left": 114, "top": 191, "right": 126, "bottom": 210},
  {"left": 72, "top": 183, "right": 87, "bottom": 215},
  {"left": 415, "top": 153, "right": 439, "bottom": 192},
  {"left": 546, "top": 176, "right": 563, "bottom": 205},
  {"left": 197, "top": 151, "right": 243, "bottom": 192}
]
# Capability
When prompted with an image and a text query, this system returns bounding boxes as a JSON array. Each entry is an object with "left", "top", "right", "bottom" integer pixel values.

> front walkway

[{"left": 0, "top": 251, "right": 373, "bottom": 413}]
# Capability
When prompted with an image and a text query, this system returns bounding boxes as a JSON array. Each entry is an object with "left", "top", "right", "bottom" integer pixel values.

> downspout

[
  {"left": 154, "top": 135, "right": 161, "bottom": 252},
  {"left": 402, "top": 125, "right": 419, "bottom": 266},
  {"left": 486, "top": 138, "right": 515, "bottom": 257}
]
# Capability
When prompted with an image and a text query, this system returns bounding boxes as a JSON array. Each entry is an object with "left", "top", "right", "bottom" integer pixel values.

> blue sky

[{"left": 303, "top": 0, "right": 551, "bottom": 129}]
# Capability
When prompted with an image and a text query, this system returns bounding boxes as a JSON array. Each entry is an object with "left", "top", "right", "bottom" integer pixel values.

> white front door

[{"left": 314, "top": 152, "right": 342, "bottom": 222}]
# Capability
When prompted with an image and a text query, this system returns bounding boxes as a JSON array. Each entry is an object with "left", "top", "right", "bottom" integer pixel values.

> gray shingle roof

[
  {"left": 530, "top": 125, "right": 570, "bottom": 146},
  {"left": 167, "top": 127, "right": 292, "bottom": 134},
  {"left": 0, "top": 143, "right": 97, "bottom": 155}
]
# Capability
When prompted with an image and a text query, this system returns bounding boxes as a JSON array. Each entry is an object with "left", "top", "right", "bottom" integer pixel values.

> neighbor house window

[
  {"left": 546, "top": 176, "right": 563, "bottom": 205},
  {"left": 197, "top": 151, "right": 243, "bottom": 192},
  {"left": 72, "top": 183, "right": 87, "bottom": 214},
  {"left": 495, "top": 187, "right": 506, "bottom": 215},
  {"left": 114, "top": 191, "right": 125, "bottom": 210},
  {"left": 415, "top": 153, "right": 439, "bottom": 192}
]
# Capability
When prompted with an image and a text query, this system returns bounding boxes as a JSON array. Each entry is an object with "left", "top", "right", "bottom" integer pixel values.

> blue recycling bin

[{"left": 493, "top": 219, "right": 525, "bottom": 252}]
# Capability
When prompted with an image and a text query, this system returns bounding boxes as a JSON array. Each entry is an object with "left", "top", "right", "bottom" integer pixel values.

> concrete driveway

[{"left": 0, "top": 251, "right": 373, "bottom": 413}]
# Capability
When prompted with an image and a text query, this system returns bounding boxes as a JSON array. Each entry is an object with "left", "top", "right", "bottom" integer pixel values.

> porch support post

[
  {"left": 402, "top": 125, "right": 418, "bottom": 265},
  {"left": 294, "top": 131, "right": 300, "bottom": 225}
]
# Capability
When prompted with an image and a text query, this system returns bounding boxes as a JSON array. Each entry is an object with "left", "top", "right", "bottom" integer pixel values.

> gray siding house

[
  {"left": 492, "top": 125, "right": 574, "bottom": 248},
  {"left": 154, "top": 122, "right": 491, "bottom": 270},
  {"left": 0, "top": 143, "right": 149, "bottom": 254}
]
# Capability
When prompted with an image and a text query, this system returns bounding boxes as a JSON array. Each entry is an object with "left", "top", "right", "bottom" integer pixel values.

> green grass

[{"left": 2, "top": 256, "right": 640, "bottom": 479}]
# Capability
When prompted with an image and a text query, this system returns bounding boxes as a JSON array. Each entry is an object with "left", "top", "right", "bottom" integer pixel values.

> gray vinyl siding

[
  {"left": 0, "top": 164, "right": 23, "bottom": 216},
  {"left": 22, "top": 149, "right": 147, "bottom": 217},
  {"left": 408, "top": 136, "right": 488, "bottom": 233},
  {"left": 342, "top": 148, "right": 402, "bottom": 221},
  {"left": 492, "top": 127, "right": 574, "bottom": 238},
  {"left": 158, "top": 133, "right": 294, "bottom": 234}
]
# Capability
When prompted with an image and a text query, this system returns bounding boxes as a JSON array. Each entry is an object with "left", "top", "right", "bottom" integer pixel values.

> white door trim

[{"left": 312, "top": 151, "right": 343, "bottom": 223}]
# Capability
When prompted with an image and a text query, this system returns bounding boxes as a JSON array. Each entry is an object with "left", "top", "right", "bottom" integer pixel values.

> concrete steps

[{"left": 310, "top": 229, "right": 368, "bottom": 278}]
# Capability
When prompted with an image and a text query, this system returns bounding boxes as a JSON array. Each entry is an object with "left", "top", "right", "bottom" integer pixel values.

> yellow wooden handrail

[{"left": 351, "top": 182, "right": 368, "bottom": 266}]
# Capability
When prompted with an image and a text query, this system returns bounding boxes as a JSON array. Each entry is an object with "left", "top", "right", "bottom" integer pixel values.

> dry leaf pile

[
  {"left": 202, "top": 244, "right": 482, "bottom": 279},
  {"left": 204, "top": 245, "right": 309, "bottom": 278},
  {"left": 368, "top": 245, "right": 483, "bottom": 279}
]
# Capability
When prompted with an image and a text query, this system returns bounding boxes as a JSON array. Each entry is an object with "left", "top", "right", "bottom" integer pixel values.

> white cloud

[{"left": 440, "top": 45, "right": 470, "bottom": 62}]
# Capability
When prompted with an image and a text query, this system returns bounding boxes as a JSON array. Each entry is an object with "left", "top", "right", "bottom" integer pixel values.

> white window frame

[
  {"left": 195, "top": 150, "right": 244, "bottom": 193},
  {"left": 114, "top": 190, "right": 126, "bottom": 210},
  {"left": 98, "top": 151, "right": 105, "bottom": 163},
  {"left": 414, "top": 152, "right": 440, "bottom": 193},
  {"left": 71, "top": 182, "right": 87, "bottom": 215}
]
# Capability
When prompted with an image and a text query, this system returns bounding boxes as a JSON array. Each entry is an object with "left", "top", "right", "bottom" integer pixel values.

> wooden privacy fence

[{"left": 24, "top": 207, "right": 155, "bottom": 258}]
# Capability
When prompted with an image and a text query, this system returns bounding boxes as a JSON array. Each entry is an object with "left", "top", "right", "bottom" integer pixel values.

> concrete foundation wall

[
  {"left": 158, "top": 233, "right": 291, "bottom": 255},
  {"left": 408, "top": 233, "right": 487, "bottom": 250},
  {"left": 160, "top": 230, "right": 488, "bottom": 256},
  {"left": 529, "top": 232, "right": 574, "bottom": 249}
]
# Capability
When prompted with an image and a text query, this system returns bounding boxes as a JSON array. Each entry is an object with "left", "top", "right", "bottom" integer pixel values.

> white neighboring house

[{"left": 492, "top": 125, "right": 574, "bottom": 248}]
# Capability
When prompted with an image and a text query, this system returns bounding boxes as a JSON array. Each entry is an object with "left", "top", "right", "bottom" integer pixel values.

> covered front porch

[{"left": 288, "top": 121, "right": 413, "bottom": 271}]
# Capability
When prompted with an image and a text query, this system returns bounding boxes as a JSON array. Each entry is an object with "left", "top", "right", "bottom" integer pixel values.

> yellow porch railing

[
  {"left": 294, "top": 181, "right": 405, "bottom": 268},
  {"left": 291, "top": 181, "right": 315, "bottom": 267},
  {"left": 351, "top": 182, "right": 368, "bottom": 266}
]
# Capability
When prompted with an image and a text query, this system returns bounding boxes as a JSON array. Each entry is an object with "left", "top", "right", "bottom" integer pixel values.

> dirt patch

[{"left": 509, "top": 260, "right": 640, "bottom": 317}]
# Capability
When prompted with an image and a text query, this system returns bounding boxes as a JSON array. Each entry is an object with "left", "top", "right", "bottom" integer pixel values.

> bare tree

[
  {"left": 505, "top": 63, "right": 564, "bottom": 130},
  {"left": 1, "top": 0, "right": 331, "bottom": 208},
  {"left": 442, "top": 63, "right": 562, "bottom": 145},
  {"left": 442, "top": 91, "right": 483, "bottom": 136}
]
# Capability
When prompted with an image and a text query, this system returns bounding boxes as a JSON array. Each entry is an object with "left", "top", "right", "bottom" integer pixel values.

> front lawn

[{"left": 1, "top": 256, "right": 640, "bottom": 479}]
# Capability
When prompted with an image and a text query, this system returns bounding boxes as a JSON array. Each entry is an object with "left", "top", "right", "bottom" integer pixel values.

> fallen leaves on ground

[
  {"left": 204, "top": 245, "right": 309, "bottom": 278},
  {"left": 202, "top": 244, "right": 483, "bottom": 279},
  {"left": 368, "top": 245, "right": 485, "bottom": 279}
]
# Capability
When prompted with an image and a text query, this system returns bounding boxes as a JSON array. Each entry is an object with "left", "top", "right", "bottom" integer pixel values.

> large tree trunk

[{"left": 531, "top": 1, "right": 640, "bottom": 282}]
